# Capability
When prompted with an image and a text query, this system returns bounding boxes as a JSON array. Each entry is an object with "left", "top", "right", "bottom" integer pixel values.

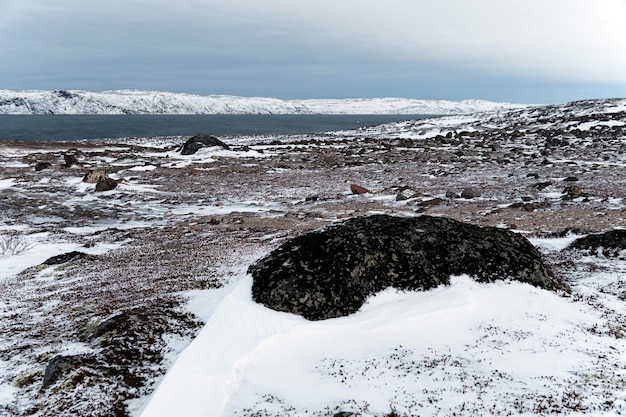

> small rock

[
  {"left": 445, "top": 190, "right": 460, "bottom": 199},
  {"left": 42, "top": 355, "right": 94, "bottom": 388},
  {"left": 34, "top": 162, "right": 52, "bottom": 171},
  {"left": 563, "top": 185, "right": 584, "bottom": 200},
  {"left": 396, "top": 193, "right": 409, "bottom": 201},
  {"left": 533, "top": 181, "right": 552, "bottom": 190},
  {"left": 63, "top": 153, "right": 78, "bottom": 168},
  {"left": 83, "top": 169, "right": 108, "bottom": 183},
  {"left": 95, "top": 178, "right": 118, "bottom": 192},
  {"left": 563, "top": 176, "right": 579, "bottom": 182},
  {"left": 419, "top": 197, "right": 443, "bottom": 206},
  {"left": 350, "top": 184, "right": 369, "bottom": 195},
  {"left": 461, "top": 186, "right": 482, "bottom": 199}
]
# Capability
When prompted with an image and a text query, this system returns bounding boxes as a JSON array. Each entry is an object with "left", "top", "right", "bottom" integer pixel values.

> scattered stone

[
  {"left": 42, "top": 355, "right": 96, "bottom": 389},
  {"left": 249, "top": 215, "right": 563, "bottom": 320},
  {"left": 333, "top": 412, "right": 355, "bottom": 417},
  {"left": 563, "top": 176, "right": 579, "bottom": 182},
  {"left": 396, "top": 193, "right": 409, "bottom": 201},
  {"left": 90, "top": 309, "right": 151, "bottom": 340},
  {"left": 63, "top": 153, "right": 78, "bottom": 168},
  {"left": 34, "top": 162, "right": 52, "bottom": 171},
  {"left": 179, "top": 134, "right": 230, "bottom": 155},
  {"left": 563, "top": 185, "right": 585, "bottom": 200},
  {"left": 533, "top": 181, "right": 553, "bottom": 190},
  {"left": 83, "top": 169, "right": 108, "bottom": 183},
  {"left": 527, "top": 172, "right": 540, "bottom": 179},
  {"left": 445, "top": 190, "right": 460, "bottom": 199},
  {"left": 461, "top": 186, "right": 482, "bottom": 199},
  {"left": 419, "top": 197, "right": 443, "bottom": 206},
  {"left": 350, "top": 184, "right": 369, "bottom": 195},
  {"left": 95, "top": 178, "right": 118, "bottom": 192},
  {"left": 42, "top": 251, "right": 91, "bottom": 266},
  {"left": 507, "top": 201, "right": 551, "bottom": 212},
  {"left": 566, "top": 230, "right": 626, "bottom": 256}
]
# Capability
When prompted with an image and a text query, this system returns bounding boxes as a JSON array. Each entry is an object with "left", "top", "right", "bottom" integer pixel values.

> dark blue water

[{"left": 0, "top": 114, "right": 435, "bottom": 141}]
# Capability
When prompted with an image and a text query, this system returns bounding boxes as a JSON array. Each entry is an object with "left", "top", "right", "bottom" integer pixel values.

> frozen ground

[{"left": 0, "top": 98, "right": 625, "bottom": 416}]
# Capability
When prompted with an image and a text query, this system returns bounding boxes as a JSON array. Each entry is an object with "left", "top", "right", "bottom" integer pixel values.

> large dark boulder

[
  {"left": 566, "top": 230, "right": 626, "bottom": 256},
  {"left": 179, "top": 134, "right": 230, "bottom": 155},
  {"left": 43, "top": 251, "right": 91, "bottom": 266},
  {"left": 249, "top": 215, "right": 563, "bottom": 320}
]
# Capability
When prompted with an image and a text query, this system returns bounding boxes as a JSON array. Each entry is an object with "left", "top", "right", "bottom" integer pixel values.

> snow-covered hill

[{"left": 0, "top": 89, "right": 526, "bottom": 115}]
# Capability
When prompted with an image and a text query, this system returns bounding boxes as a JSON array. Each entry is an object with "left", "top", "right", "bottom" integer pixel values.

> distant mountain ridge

[{"left": 0, "top": 89, "right": 527, "bottom": 115}]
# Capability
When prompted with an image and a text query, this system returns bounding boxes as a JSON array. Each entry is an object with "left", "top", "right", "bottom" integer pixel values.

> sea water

[{"left": 0, "top": 114, "right": 436, "bottom": 141}]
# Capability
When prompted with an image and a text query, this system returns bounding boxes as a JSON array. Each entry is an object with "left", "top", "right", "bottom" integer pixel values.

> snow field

[{"left": 138, "top": 269, "right": 626, "bottom": 417}]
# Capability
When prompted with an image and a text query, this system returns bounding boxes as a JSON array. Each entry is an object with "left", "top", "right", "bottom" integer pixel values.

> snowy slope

[
  {"left": 0, "top": 89, "right": 526, "bottom": 115},
  {"left": 138, "top": 270, "right": 626, "bottom": 417}
]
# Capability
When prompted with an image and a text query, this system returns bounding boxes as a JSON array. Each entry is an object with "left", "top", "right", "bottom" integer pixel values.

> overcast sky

[{"left": 1, "top": 0, "right": 625, "bottom": 103}]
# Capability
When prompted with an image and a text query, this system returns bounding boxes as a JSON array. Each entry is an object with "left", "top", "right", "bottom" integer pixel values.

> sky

[{"left": 1, "top": 0, "right": 625, "bottom": 103}]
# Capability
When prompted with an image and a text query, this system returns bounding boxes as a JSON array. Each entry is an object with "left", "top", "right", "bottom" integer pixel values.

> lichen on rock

[{"left": 249, "top": 214, "right": 565, "bottom": 320}]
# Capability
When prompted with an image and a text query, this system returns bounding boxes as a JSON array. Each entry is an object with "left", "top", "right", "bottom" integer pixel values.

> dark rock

[
  {"left": 507, "top": 201, "right": 551, "bottom": 212},
  {"left": 34, "top": 162, "right": 52, "bottom": 171},
  {"left": 396, "top": 193, "right": 409, "bottom": 201},
  {"left": 563, "top": 176, "right": 579, "bottom": 182},
  {"left": 350, "top": 184, "right": 369, "bottom": 195},
  {"left": 249, "top": 215, "right": 563, "bottom": 321},
  {"left": 90, "top": 310, "right": 152, "bottom": 340},
  {"left": 83, "top": 169, "right": 108, "bottom": 183},
  {"left": 333, "top": 413, "right": 355, "bottom": 417},
  {"left": 566, "top": 230, "right": 626, "bottom": 256},
  {"left": 179, "top": 134, "right": 230, "bottom": 155},
  {"left": 42, "top": 251, "right": 90, "bottom": 266},
  {"left": 533, "top": 181, "right": 553, "bottom": 190},
  {"left": 95, "top": 178, "right": 118, "bottom": 192},
  {"left": 63, "top": 153, "right": 78, "bottom": 168},
  {"left": 419, "top": 197, "right": 443, "bottom": 206},
  {"left": 461, "top": 186, "right": 482, "bottom": 199},
  {"left": 42, "top": 355, "right": 95, "bottom": 388},
  {"left": 563, "top": 185, "right": 585, "bottom": 199},
  {"left": 445, "top": 190, "right": 460, "bottom": 199}
]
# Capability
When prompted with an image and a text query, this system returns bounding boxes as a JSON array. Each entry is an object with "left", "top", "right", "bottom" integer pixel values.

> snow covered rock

[
  {"left": 249, "top": 215, "right": 564, "bottom": 320},
  {"left": 566, "top": 230, "right": 626, "bottom": 256},
  {"left": 82, "top": 169, "right": 109, "bottom": 183}
]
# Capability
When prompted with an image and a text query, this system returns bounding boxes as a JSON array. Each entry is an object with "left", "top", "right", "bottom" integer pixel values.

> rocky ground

[{"left": 0, "top": 98, "right": 625, "bottom": 416}]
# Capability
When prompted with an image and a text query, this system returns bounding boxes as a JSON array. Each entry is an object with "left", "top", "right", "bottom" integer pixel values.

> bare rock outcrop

[{"left": 249, "top": 215, "right": 564, "bottom": 320}]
